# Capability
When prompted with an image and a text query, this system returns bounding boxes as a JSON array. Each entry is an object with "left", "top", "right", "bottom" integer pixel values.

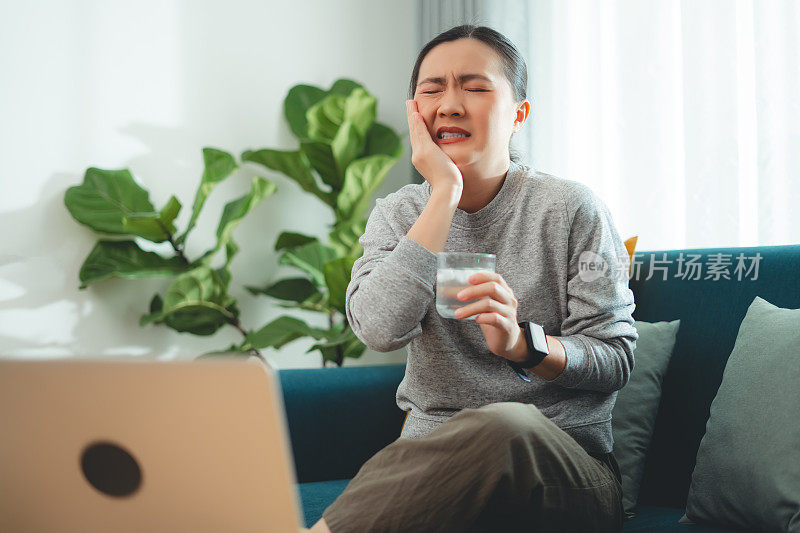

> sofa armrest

[{"left": 277, "top": 364, "right": 407, "bottom": 483}]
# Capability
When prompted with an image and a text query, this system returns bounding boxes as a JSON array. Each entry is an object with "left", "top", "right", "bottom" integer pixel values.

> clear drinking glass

[{"left": 436, "top": 252, "right": 497, "bottom": 320}]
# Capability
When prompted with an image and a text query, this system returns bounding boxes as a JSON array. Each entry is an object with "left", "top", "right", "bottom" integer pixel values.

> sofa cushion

[
  {"left": 279, "top": 365, "right": 407, "bottom": 483},
  {"left": 298, "top": 478, "right": 351, "bottom": 528},
  {"left": 622, "top": 506, "right": 747, "bottom": 532},
  {"left": 680, "top": 296, "right": 800, "bottom": 531},
  {"left": 612, "top": 319, "right": 680, "bottom": 517},
  {"left": 628, "top": 244, "right": 800, "bottom": 508}
]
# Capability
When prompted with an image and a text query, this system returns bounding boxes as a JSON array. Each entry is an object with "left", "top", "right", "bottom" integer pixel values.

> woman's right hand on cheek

[{"left": 406, "top": 99, "right": 464, "bottom": 197}]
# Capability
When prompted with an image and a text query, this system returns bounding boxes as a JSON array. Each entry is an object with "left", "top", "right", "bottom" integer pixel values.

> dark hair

[{"left": 408, "top": 24, "right": 528, "bottom": 165}]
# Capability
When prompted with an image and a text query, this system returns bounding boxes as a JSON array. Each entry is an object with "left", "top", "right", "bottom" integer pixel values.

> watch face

[
  {"left": 514, "top": 322, "right": 549, "bottom": 369},
  {"left": 530, "top": 323, "right": 548, "bottom": 354}
]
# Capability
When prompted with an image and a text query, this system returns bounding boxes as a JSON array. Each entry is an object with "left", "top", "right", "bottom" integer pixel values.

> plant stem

[
  {"left": 335, "top": 343, "right": 343, "bottom": 366},
  {"left": 156, "top": 223, "right": 263, "bottom": 363},
  {"left": 330, "top": 314, "right": 344, "bottom": 367},
  {"left": 328, "top": 313, "right": 336, "bottom": 367},
  {"left": 230, "top": 318, "right": 265, "bottom": 363},
  {"left": 167, "top": 233, "right": 190, "bottom": 265},
  {"left": 155, "top": 220, "right": 190, "bottom": 265}
]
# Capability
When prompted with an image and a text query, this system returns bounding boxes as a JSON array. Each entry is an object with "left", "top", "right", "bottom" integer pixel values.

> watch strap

[{"left": 512, "top": 321, "right": 549, "bottom": 369}]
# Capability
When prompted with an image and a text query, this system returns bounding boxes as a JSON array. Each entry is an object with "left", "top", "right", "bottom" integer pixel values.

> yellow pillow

[{"left": 624, "top": 236, "right": 638, "bottom": 276}]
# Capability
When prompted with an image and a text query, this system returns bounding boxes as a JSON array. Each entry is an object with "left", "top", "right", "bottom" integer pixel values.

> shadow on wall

[
  {"left": 0, "top": 122, "right": 336, "bottom": 361},
  {"left": 0, "top": 120, "right": 410, "bottom": 366},
  {"left": 0, "top": 0, "right": 413, "bottom": 364}
]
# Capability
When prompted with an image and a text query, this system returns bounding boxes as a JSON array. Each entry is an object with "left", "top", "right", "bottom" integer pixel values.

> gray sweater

[{"left": 345, "top": 159, "right": 638, "bottom": 455}]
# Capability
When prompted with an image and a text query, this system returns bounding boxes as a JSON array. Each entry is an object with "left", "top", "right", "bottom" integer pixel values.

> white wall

[{"left": 0, "top": 0, "right": 417, "bottom": 367}]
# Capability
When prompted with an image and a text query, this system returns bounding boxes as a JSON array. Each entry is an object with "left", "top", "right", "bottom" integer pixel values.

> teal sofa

[{"left": 279, "top": 244, "right": 800, "bottom": 531}]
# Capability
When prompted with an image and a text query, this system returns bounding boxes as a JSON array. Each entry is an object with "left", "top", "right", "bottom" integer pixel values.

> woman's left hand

[{"left": 453, "top": 272, "right": 522, "bottom": 361}]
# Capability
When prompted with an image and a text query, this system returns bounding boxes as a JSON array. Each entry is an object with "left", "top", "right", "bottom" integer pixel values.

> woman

[{"left": 306, "top": 24, "right": 637, "bottom": 533}]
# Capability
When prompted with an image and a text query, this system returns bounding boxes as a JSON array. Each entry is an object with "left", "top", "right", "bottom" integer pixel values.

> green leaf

[
  {"left": 306, "top": 324, "right": 367, "bottom": 364},
  {"left": 306, "top": 94, "right": 346, "bottom": 142},
  {"left": 241, "top": 148, "right": 334, "bottom": 207},
  {"left": 122, "top": 195, "right": 182, "bottom": 242},
  {"left": 196, "top": 344, "right": 251, "bottom": 359},
  {"left": 246, "top": 277, "right": 319, "bottom": 302},
  {"left": 78, "top": 240, "right": 187, "bottom": 288},
  {"left": 278, "top": 240, "right": 338, "bottom": 286},
  {"left": 140, "top": 266, "right": 234, "bottom": 335},
  {"left": 274, "top": 292, "right": 330, "bottom": 313},
  {"left": 329, "top": 121, "right": 365, "bottom": 187},
  {"left": 246, "top": 316, "right": 328, "bottom": 350},
  {"left": 336, "top": 154, "right": 396, "bottom": 223},
  {"left": 342, "top": 87, "right": 377, "bottom": 138},
  {"left": 298, "top": 123, "right": 365, "bottom": 193},
  {"left": 306, "top": 324, "right": 351, "bottom": 352},
  {"left": 284, "top": 84, "right": 328, "bottom": 139},
  {"left": 216, "top": 266, "right": 231, "bottom": 289},
  {"left": 283, "top": 79, "right": 364, "bottom": 141},
  {"left": 365, "top": 122, "right": 403, "bottom": 158},
  {"left": 299, "top": 139, "right": 341, "bottom": 192},
  {"left": 212, "top": 238, "right": 238, "bottom": 290},
  {"left": 64, "top": 167, "right": 178, "bottom": 242},
  {"left": 343, "top": 335, "right": 367, "bottom": 359},
  {"left": 328, "top": 218, "right": 367, "bottom": 257},
  {"left": 323, "top": 256, "right": 356, "bottom": 313},
  {"left": 176, "top": 148, "right": 238, "bottom": 246},
  {"left": 216, "top": 177, "right": 275, "bottom": 250},
  {"left": 161, "top": 195, "right": 182, "bottom": 225},
  {"left": 224, "top": 239, "right": 238, "bottom": 268},
  {"left": 328, "top": 78, "right": 364, "bottom": 97},
  {"left": 274, "top": 231, "right": 318, "bottom": 251},
  {"left": 140, "top": 293, "right": 164, "bottom": 326},
  {"left": 198, "top": 177, "right": 276, "bottom": 264}
]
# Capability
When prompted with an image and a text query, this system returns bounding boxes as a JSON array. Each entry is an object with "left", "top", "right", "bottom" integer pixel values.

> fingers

[
  {"left": 457, "top": 275, "right": 516, "bottom": 306},
  {"left": 454, "top": 297, "right": 513, "bottom": 320},
  {"left": 474, "top": 312, "right": 515, "bottom": 330},
  {"left": 405, "top": 100, "right": 417, "bottom": 134},
  {"left": 405, "top": 100, "right": 421, "bottom": 154},
  {"left": 477, "top": 272, "right": 514, "bottom": 295},
  {"left": 454, "top": 272, "right": 518, "bottom": 320},
  {"left": 406, "top": 99, "right": 433, "bottom": 150}
]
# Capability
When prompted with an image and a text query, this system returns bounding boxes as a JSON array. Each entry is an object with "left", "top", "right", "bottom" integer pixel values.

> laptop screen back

[{"left": 0, "top": 358, "right": 303, "bottom": 532}]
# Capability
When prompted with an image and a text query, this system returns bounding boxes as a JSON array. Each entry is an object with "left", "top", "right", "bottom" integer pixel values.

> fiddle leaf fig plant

[
  {"left": 64, "top": 148, "right": 278, "bottom": 359},
  {"left": 241, "top": 78, "right": 403, "bottom": 366},
  {"left": 64, "top": 78, "right": 403, "bottom": 367}
]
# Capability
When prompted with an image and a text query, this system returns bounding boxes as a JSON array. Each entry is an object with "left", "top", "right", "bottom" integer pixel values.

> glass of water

[{"left": 436, "top": 252, "right": 496, "bottom": 320}]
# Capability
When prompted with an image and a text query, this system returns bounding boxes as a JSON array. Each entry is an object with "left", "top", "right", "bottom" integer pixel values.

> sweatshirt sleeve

[
  {"left": 345, "top": 197, "right": 438, "bottom": 352},
  {"left": 547, "top": 185, "right": 638, "bottom": 392}
]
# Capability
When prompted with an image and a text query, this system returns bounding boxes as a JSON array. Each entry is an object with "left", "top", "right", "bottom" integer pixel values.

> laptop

[{"left": 0, "top": 357, "right": 305, "bottom": 532}]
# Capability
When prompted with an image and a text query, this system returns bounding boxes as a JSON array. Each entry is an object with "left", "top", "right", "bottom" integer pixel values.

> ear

[{"left": 513, "top": 100, "right": 531, "bottom": 132}]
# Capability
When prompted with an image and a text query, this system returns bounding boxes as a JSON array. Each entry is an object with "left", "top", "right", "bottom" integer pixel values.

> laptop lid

[{"left": 0, "top": 357, "right": 303, "bottom": 532}]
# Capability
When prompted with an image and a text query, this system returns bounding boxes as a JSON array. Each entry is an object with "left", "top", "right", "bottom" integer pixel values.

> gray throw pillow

[
  {"left": 679, "top": 296, "right": 800, "bottom": 531},
  {"left": 612, "top": 319, "right": 681, "bottom": 517}
]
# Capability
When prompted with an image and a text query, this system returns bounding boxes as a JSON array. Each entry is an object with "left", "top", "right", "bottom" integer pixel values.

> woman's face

[{"left": 413, "top": 38, "right": 528, "bottom": 169}]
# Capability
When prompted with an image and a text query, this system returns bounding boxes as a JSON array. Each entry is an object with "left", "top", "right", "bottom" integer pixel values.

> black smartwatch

[{"left": 507, "top": 321, "right": 550, "bottom": 379}]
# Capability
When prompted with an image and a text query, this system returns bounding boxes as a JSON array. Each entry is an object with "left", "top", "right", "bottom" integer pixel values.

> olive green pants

[{"left": 322, "top": 401, "right": 624, "bottom": 532}]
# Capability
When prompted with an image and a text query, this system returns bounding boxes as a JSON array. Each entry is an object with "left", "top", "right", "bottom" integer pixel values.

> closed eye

[{"left": 422, "top": 89, "right": 488, "bottom": 93}]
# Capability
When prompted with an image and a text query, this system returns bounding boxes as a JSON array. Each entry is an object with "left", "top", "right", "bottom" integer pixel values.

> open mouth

[
  {"left": 436, "top": 126, "right": 472, "bottom": 140},
  {"left": 437, "top": 132, "right": 471, "bottom": 140},
  {"left": 437, "top": 131, "right": 472, "bottom": 145}
]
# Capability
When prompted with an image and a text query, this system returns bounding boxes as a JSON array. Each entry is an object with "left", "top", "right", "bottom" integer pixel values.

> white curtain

[{"left": 418, "top": 0, "right": 800, "bottom": 251}]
